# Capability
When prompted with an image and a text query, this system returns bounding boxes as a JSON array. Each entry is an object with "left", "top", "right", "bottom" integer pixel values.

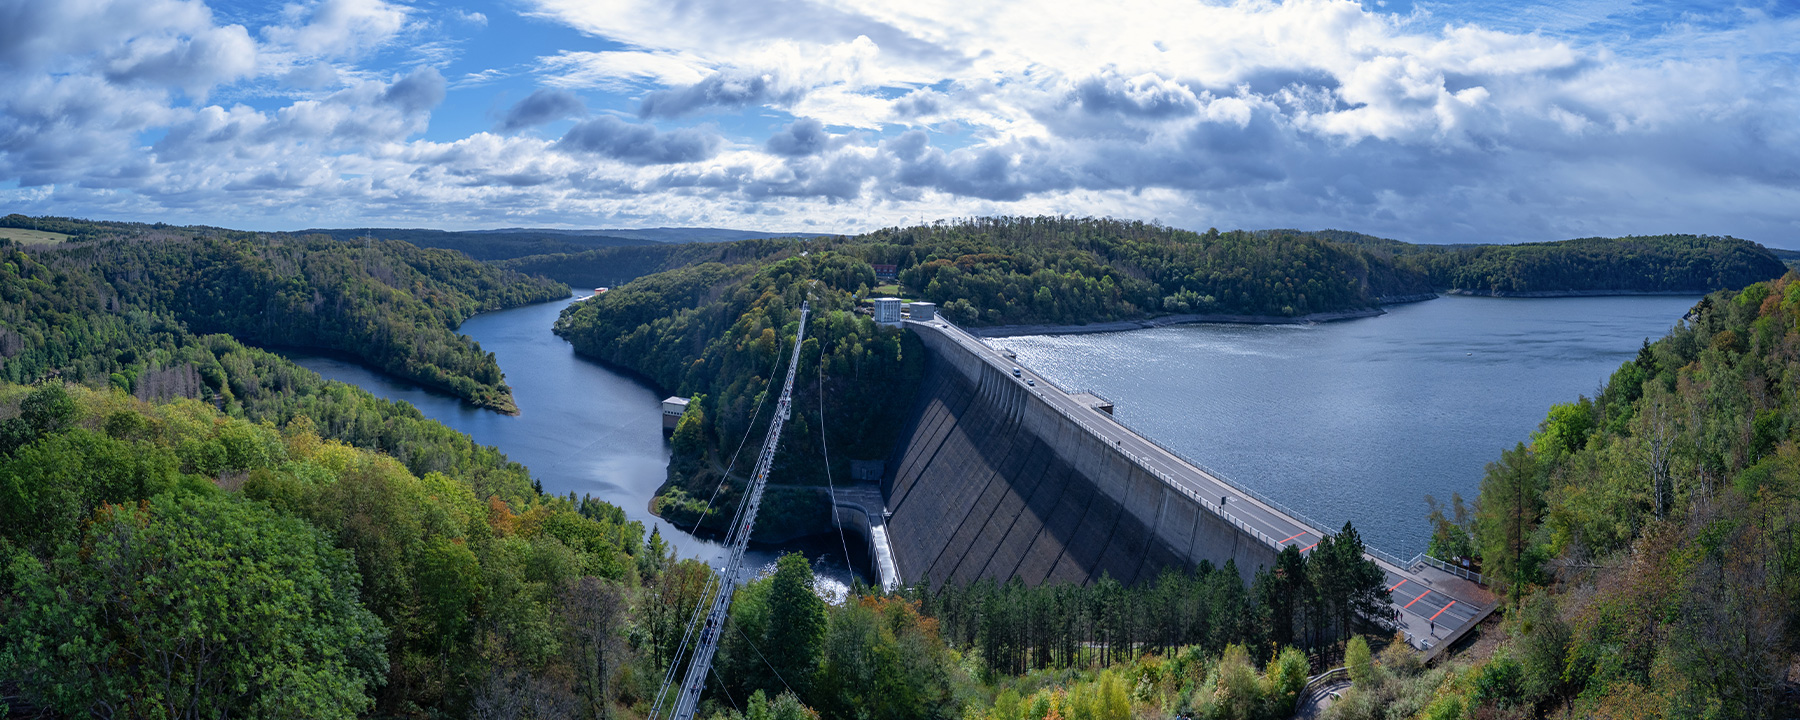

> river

[
  {"left": 281, "top": 291, "right": 869, "bottom": 598},
  {"left": 998, "top": 293, "right": 1700, "bottom": 555},
  {"left": 288, "top": 290, "right": 1698, "bottom": 578}
]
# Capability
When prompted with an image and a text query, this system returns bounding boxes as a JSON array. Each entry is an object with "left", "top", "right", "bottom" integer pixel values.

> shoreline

[
  {"left": 967, "top": 306, "right": 1391, "bottom": 338},
  {"left": 1443, "top": 288, "right": 1708, "bottom": 298}
]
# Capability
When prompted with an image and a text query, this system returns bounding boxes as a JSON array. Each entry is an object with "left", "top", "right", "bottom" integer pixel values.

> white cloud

[
  {"left": 263, "top": 0, "right": 412, "bottom": 59},
  {"left": 0, "top": 0, "right": 1796, "bottom": 243}
]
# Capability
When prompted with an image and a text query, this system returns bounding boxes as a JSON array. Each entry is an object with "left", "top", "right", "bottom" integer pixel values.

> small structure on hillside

[
  {"left": 906, "top": 302, "right": 936, "bottom": 322},
  {"left": 661, "top": 396, "right": 690, "bottom": 431},
  {"left": 873, "top": 297, "right": 902, "bottom": 326},
  {"left": 872, "top": 263, "right": 898, "bottom": 281}
]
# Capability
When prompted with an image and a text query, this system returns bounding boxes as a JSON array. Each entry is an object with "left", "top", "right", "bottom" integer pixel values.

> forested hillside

[
  {"left": 1322, "top": 279, "right": 1800, "bottom": 718},
  {"left": 0, "top": 382, "right": 646, "bottom": 717},
  {"left": 0, "top": 379, "right": 1397, "bottom": 719},
  {"left": 297, "top": 227, "right": 649, "bottom": 261},
  {"left": 1397, "top": 234, "right": 1786, "bottom": 295},
  {"left": 554, "top": 250, "right": 926, "bottom": 540},
  {"left": 0, "top": 220, "right": 567, "bottom": 412},
  {"left": 502, "top": 238, "right": 801, "bottom": 288},
  {"left": 865, "top": 216, "right": 1434, "bottom": 324}
]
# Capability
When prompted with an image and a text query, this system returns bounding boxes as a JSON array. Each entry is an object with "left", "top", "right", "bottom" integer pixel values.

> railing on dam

[{"left": 932, "top": 318, "right": 1434, "bottom": 572}]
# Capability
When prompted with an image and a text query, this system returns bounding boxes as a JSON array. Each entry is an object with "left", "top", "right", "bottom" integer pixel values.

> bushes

[
  {"left": 3, "top": 491, "right": 387, "bottom": 719},
  {"left": 0, "top": 384, "right": 645, "bottom": 717}
]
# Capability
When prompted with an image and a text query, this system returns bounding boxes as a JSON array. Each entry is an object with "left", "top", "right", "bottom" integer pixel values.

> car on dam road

[{"left": 1012, "top": 367, "right": 1022, "bottom": 377}]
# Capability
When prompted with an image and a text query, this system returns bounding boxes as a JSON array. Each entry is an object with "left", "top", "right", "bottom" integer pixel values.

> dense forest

[
  {"left": 0, "top": 218, "right": 567, "bottom": 412},
  {"left": 503, "top": 239, "right": 802, "bottom": 289},
  {"left": 0, "top": 378, "right": 1398, "bottom": 718},
  {"left": 296, "top": 227, "right": 650, "bottom": 262},
  {"left": 862, "top": 216, "right": 1435, "bottom": 323},
  {"left": 554, "top": 250, "right": 926, "bottom": 540},
  {"left": 1317, "top": 279, "right": 1800, "bottom": 718},
  {"left": 1393, "top": 234, "right": 1787, "bottom": 295}
]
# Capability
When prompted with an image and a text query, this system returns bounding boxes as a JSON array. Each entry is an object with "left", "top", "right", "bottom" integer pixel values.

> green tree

[
  {"left": 1344, "top": 636, "right": 1373, "bottom": 686},
  {"left": 0, "top": 383, "right": 79, "bottom": 455},
  {"left": 1533, "top": 398, "right": 1594, "bottom": 459},
  {"left": 1424, "top": 493, "right": 1474, "bottom": 561},
  {"left": 2, "top": 492, "right": 386, "bottom": 718},
  {"left": 1474, "top": 443, "right": 1545, "bottom": 603},
  {"left": 762, "top": 553, "right": 827, "bottom": 696},
  {"left": 1264, "top": 647, "right": 1312, "bottom": 717}
]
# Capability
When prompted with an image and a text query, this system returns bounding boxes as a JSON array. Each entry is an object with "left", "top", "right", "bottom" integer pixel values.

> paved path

[{"left": 910, "top": 319, "right": 1493, "bottom": 651}]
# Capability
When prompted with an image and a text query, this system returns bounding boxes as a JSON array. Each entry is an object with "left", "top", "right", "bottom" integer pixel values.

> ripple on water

[{"left": 1000, "top": 294, "right": 1698, "bottom": 555}]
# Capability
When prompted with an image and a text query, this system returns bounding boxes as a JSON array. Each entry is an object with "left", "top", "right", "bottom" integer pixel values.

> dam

[{"left": 877, "top": 318, "right": 1494, "bottom": 653}]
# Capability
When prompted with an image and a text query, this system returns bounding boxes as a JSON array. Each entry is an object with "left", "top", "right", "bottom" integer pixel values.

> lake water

[
  {"left": 999, "top": 294, "right": 1700, "bottom": 556},
  {"left": 282, "top": 291, "right": 868, "bottom": 597},
  {"left": 288, "top": 290, "right": 1698, "bottom": 579}
]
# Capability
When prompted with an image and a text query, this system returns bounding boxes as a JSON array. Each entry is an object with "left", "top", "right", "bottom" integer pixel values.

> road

[{"left": 910, "top": 318, "right": 1491, "bottom": 650}]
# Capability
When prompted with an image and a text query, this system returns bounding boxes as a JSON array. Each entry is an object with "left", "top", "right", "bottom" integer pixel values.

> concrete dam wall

[{"left": 882, "top": 322, "right": 1280, "bottom": 588}]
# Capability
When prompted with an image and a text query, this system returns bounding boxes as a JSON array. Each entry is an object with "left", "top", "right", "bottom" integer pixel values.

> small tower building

[{"left": 873, "top": 297, "right": 902, "bottom": 326}]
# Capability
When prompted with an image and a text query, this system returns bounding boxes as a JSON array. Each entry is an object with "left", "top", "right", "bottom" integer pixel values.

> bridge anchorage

[{"left": 648, "top": 301, "right": 811, "bottom": 720}]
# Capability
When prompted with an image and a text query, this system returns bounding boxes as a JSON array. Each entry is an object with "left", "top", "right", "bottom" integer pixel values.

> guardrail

[
  {"left": 934, "top": 319, "right": 1439, "bottom": 565},
  {"left": 924, "top": 319, "right": 1323, "bottom": 555},
  {"left": 1297, "top": 667, "right": 1349, "bottom": 712},
  {"left": 1420, "top": 554, "right": 1487, "bottom": 585},
  {"left": 928, "top": 319, "right": 1511, "bottom": 601}
]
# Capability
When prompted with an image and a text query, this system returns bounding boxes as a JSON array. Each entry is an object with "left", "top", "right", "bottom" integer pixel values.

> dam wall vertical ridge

[{"left": 883, "top": 323, "right": 1279, "bottom": 588}]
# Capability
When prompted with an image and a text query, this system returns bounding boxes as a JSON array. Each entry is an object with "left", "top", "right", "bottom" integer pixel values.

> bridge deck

[{"left": 910, "top": 319, "right": 1493, "bottom": 653}]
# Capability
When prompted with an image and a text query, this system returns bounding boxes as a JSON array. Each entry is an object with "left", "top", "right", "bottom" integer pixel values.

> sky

[{"left": 1, "top": 0, "right": 1797, "bottom": 244}]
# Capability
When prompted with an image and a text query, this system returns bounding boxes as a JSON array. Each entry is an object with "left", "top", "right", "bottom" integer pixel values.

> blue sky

[{"left": 1, "top": 0, "right": 1796, "bottom": 244}]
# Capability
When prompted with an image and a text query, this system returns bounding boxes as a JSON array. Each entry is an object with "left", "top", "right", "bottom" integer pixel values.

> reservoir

[
  {"left": 289, "top": 290, "right": 1698, "bottom": 580},
  {"left": 998, "top": 293, "right": 1701, "bottom": 556},
  {"left": 283, "top": 291, "right": 869, "bottom": 597}
]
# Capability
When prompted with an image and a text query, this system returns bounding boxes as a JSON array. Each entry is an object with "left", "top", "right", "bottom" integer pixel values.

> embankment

[{"left": 881, "top": 323, "right": 1279, "bottom": 587}]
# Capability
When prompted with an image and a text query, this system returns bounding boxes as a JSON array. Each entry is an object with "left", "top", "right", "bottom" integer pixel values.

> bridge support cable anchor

[{"left": 649, "top": 302, "right": 813, "bottom": 720}]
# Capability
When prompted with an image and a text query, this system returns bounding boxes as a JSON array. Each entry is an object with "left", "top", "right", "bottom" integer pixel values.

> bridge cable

[
  {"left": 816, "top": 340, "right": 854, "bottom": 587},
  {"left": 708, "top": 662, "right": 739, "bottom": 712},
  {"left": 727, "top": 612, "right": 799, "bottom": 698},
  {"left": 649, "top": 302, "right": 813, "bottom": 720},
  {"left": 687, "top": 334, "right": 787, "bottom": 537}
]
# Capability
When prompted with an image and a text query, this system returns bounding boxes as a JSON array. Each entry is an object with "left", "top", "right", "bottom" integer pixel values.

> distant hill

[
  {"left": 294, "top": 227, "right": 651, "bottom": 261},
  {"left": 1766, "top": 247, "right": 1800, "bottom": 270},
  {"left": 293, "top": 226, "right": 835, "bottom": 260},
  {"left": 488, "top": 227, "right": 837, "bottom": 244}
]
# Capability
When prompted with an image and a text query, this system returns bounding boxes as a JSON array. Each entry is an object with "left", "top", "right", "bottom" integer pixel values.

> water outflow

[{"left": 652, "top": 302, "right": 811, "bottom": 720}]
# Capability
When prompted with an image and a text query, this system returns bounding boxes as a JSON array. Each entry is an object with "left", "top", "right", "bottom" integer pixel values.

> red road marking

[
  {"left": 1428, "top": 600, "right": 1458, "bottom": 622},
  {"left": 1402, "top": 591, "right": 1429, "bottom": 610},
  {"left": 1279, "top": 531, "right": 1307, "bottom": 544},
  {"left": 1300, "top": 542, "right": 1319, "bottom": 552},
  {"left": 1387, "top": 578, "right": 1409, "bottom": 592}
]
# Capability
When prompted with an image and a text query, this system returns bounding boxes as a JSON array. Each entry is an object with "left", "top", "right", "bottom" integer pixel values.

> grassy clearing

[{"left": 0, "top": 228, "right": 70, "bottom": 246}]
